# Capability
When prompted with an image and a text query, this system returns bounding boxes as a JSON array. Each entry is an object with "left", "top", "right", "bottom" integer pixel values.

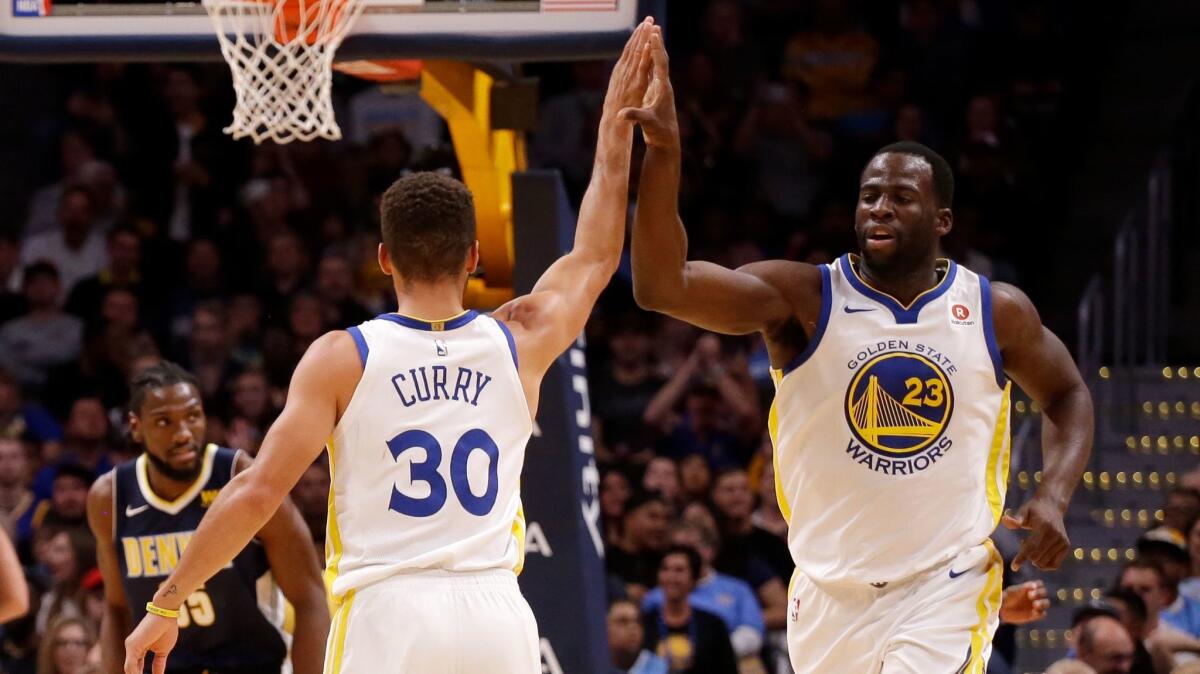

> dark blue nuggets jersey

[{"left": 114, "top": 444, "right": 287, "bottom": 673}]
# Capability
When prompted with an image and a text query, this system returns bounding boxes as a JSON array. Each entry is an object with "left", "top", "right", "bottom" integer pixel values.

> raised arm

[
  {"left": 624, "top": 32, "right": 796, "bottom": 336},
  {"left": 123, "top": 331, "right": 359, "bottom": 674},
  {"left": 993, "top": 282, "right": 1093, "bottom": 572},
  {"left": 494, "top": 20, "right": 654, "bottom": 382},
  {"left": 232, "top": 453, "right": 329, "bottom": 674},
  {"left": 0, "top": 525, "right": 27, "bottom": 623},
  {"left": 87, "top": 472, "right": 129, "bottom": 674}
]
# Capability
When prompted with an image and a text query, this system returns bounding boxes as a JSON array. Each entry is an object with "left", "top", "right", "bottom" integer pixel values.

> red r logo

[{"left": 952, "top": 304, "right": 970, "bottom": 321}]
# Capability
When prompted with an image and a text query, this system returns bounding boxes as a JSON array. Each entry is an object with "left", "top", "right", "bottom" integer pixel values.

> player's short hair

[
  {"left": 662, "top": 544, "right": 702, "bottom": 582},
  {"left": 871, "top": 141, "right": 955, "bottom": 209},
  {"left": 129, "top": 361, "right": 199, "bottom": 414},
  {"left": 1120, "top": 557, "right": 1166, "bottom": 587},
  {"left": 379, "top": 172, "right": 476, "bottom": 283},
  {"left": 53, "top": 463, "right": 95, "bottom": 487}
]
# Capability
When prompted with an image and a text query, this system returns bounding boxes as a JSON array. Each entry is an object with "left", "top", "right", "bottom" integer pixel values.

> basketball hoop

[{"left": 203, "top": 0, "right": 365, "bottom": 144}]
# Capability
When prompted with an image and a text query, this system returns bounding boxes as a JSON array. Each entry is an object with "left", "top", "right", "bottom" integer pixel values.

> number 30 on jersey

[{"left": 387, "top": 428, "right": 499, "bottom": 517}]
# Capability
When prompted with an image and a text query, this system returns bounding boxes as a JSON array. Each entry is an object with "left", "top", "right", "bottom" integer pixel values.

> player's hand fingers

[
  {"left": 618, "top": 107, "right": 655, "bottom": 124},
  {"left": 152, "top": 652, "right": 168, "bottom": 674},
  {"left": 124, "top": 650, "right": 141, "bottom": 674},
  {"left": 648, "top": 29, "right": 669, "bottom": 80},
  {"left": 1027, "top": 580, "right": 1048, "bottom": 601},
  {"left": 1001, "top": 513, "right": 1026, "bottom": 530},
  {"left": 1010, "top": 547, "right": 1028, "bottom": 572},
  {"left": 1034, "top": 598, "right": 1051, "bottom": 615}
]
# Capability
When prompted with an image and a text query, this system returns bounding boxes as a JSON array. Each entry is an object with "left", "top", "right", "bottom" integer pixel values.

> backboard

[{"left": 0, "top": 0, "right": 645, "bottom": 62}]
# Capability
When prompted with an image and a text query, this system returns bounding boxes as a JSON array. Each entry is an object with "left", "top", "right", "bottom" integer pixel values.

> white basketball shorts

[
  {"left": 786, "top": 541, "right": 1003, "bottom": 674},
  {"left": 323, "top": 569, "right": 540, "bottom": 674}
]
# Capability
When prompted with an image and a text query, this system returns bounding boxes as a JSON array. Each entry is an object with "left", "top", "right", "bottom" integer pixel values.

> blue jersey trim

[
  {"left": 346, "top": 326, "right": 368, "bottom": 367},
  {"left": 493, "top": 319, "right": 519, "bottom": 370},
  {"left": 377, "top": 310, "right": 480, "bottom": 331},
  {"left": 781, "top": 264, "right": 832, "bottom": 375},
  {"left": 839, "top": 254, "right": 958, "bottom": 324},
  {"left": 978, "top": 276, "right": 1007, "bottom": 388}
]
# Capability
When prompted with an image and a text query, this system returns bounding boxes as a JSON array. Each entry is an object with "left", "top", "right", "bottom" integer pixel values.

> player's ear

[
  {"left": 128, "top": 412, "right": 143, "bottom": 443},
  {"left": 377, "top": 243, "right": 394, "bottom": 277},
  {"left": 465, "top": 241, "right": 480, "bottom": 275},
  {"left": 935, "top": 208, "right": 953, "bottom": 238}
]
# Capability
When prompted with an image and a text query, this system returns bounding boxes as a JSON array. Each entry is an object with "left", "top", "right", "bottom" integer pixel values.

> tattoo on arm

[{"left": 164, "top": 585, "right": 178, "bottom": 597}]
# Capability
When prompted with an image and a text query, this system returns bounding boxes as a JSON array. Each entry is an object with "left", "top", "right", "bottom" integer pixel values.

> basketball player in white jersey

[
  {"left": 624, "top": 34, "right": 1094, "bottom": 673},
  {"left": 122, "top": 19, "right": 660, "bottom": 674}
]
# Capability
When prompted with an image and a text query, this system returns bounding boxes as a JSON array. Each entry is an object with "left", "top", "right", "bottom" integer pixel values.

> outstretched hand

[
  {"left": 601, "top": 17, "right": 656, "bottom": 126},
  {"left": 999, "top": 580, "right": 1050, "bottom": 625},
  {"left": 618, "top": 26, "right": 677, "bottom": 149},
  {"left": 1002, "top": 495, "right": 1070, "bottom": 572},
  {"left": 124, "top": 613, "right": 178, "bottom": 674}
]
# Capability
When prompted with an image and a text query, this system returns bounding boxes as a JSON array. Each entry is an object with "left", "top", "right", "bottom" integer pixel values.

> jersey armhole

[
  {"left": 779, "top": 263, "right": 832, "bottom": 376},
  {"left": 346, "top": 326, "right": 369, "bottom": 368},
  {"left": 978, "top": 276, "right": 1007, "bottom": 388},
  {"left": 492, "top": 318, "right": 519, "bottom": 370}
]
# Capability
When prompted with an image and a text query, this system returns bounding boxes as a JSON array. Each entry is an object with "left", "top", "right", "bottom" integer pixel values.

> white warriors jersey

[
  {"left": 324, "top": 311, "right": 532, "bottom": 601},
  {"left": 769, "top": 254, "right": 1011, "bottom": 586}
]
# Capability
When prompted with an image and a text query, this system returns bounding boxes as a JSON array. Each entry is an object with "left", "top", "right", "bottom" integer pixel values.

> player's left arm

[
  {"left": 124, "top": 331, "right": 359, "bottom": 674},
  {"left": 492, "top": 20, "right": 653, "bottom": 386},
  {"left": 233, "top": 453, "right": 329, "bottom": 674},
  {"left": 991, "top": 282, "right": 1094, "bottom": 572}
]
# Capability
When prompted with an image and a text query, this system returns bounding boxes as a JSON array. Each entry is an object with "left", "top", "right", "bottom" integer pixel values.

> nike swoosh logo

[
  {"left": 948, "top": 568, "right": 969, "bottom": 580},
  {"left": 125, "top": 504, "right": 150, "bottom": 517},
  {"left": 844, "top": 306, "right": 875, "bottom": 314}
]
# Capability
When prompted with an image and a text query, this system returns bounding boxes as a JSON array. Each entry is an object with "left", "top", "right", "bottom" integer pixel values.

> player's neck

[
  {"left": 392, "top": 280, "right": 467, "bottom": 321},
  {"left": 662, "top": 599, "right": 691, "bottom": 624},
  {"left": 145, "top": 466, "right": 201, "bottom": 503},
  {"left": 855, "top": 254, "right": 943, "bottom": 307}
]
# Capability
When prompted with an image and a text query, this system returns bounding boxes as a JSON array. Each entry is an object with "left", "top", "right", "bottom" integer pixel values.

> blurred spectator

[
  {"left": 316, "top": 253, "right": 371, "bottom": 328},
  {"left": 1073, "top": 614, "right": 1135, "bottom": 674},
  {"left": 20, "top": 187, "right": 105, "bottom": 298},
  {"left": 0, "top": 438, "right": 34, "bottom": 536},
  {"left": 532, "top": 61, "right": 608, "bottom": 199},
  {"left": 608, "top": 598, "right": 667, "bottom": 674},
  {"left": 608, "top": 491, "right": 671, "bottom": 604},
  {"left": 258, "top": 230, "right": 310, "bottom": 325},
  {"left": 1102, "top": 588, "right": 1171, "bottom": 674},
  {"left": 602, "top": 469, "right": 634, "bottom": 546},
  {"left": 1164, "top": 490, "right": 1200, "bottom": 538},
  {"left": 731, "top": 82, "right": 832, "bottom": 220},
  {"left": 677, "top": 455, "right": 711, "bottom": 507},
  {"left": 0, "top": 264, "right": 84, "bottom": 393},
  {"left": 0, "top": 234, "right": 25, "bottom": 319},
  {"left": 781, "top": 0, "right": 879, "bottom": 123},
  {"left": 35, "top": 615, "right": 95, "bottom": 674},
  {"left": 75, "top": 160, "right": 126, "bottom": 234},
  {"left": 27, "top": 465, "right": 93, "bottom": 540},
  {"left": 710, "top": 468, "right": 793, "bottom": 584},
  {"left": 594, "top": 313, "right": 662, "bottom": 464},
  {"left": 30, "top": 398, "right": 111, "bottom": 499},
  {"left": 1046, "top": 661, "right": 1096, "bottom": 674},
  {"left": 34, "top": 527, "right": 95, "bottom": 634},
  {"left": 292, "top": 457, "right": 330, "bottom": 554},
  {"left": 642, "top": 458, "right": 682, "bottom": 512},
  {"left": 24, "top": 131, "right": 97, "bottom": 239},
  {"left": 223, "top": 368, "right": 277, "bottom": 454},
  {"left": 184, "top": 300, "right": 233, "bottom": 401},
  {"left": 640, "top": 545, "right": 737, "bottom": 674},
  {"left": 750, "top": 456, "right": 787, "bottom": 541},
  {"left": 646, "top": 336, "right": 759, "bottom": 469},
  {"left": 64, "top": 226, "right": 142, "bottom": 329},
  {"left": 1120, "top": 559, "right": 1200, "bottom": 644},
  {"left": 166, "top": 238, "right": 226, "bottom": 350},
  {"left": 0, "top": 370, "right": 63, "bottom": 443},
  {"left": 641, "top": 522, "right": 765, "bottom": 663}
]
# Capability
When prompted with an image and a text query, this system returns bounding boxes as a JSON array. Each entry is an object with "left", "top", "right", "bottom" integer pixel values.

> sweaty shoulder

[
  {"left": 303, "top": 330, "right": 364, "bottom": 420},
  {"left": 989, "top": 281, "right": 1042, "bottom": 353},
  {"left": 86, "top": 470, "right": 116, "bottom": 541}
]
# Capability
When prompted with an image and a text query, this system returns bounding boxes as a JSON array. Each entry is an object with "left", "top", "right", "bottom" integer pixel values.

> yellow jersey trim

[
  {"left": 135, "top": 443, "right": 217, "bottom": 515},
  {"left": 966, "top": 540, "right": 1003, "bottom": 673},
  {"left": 324, "top": 437, "right": 346, "bottom": 608},
  {"left": 985, "top": 384, "right": 1012, "bottom": 526},
  {"left": 322, "top": 589, "right": 355, "bottom": 674},
  {"left": 512, "top": 503, "right": 527, "bottom": 576}
]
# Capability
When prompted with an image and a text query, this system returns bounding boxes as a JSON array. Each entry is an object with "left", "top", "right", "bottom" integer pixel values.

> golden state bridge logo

[{"left": 844, "top": 351, "right": 955, "bottom": 474}]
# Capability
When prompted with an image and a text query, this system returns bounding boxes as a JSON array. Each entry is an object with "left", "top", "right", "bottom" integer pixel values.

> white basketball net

[{"left": 203, "top": 0, "right": 366, "bottom": 144}]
